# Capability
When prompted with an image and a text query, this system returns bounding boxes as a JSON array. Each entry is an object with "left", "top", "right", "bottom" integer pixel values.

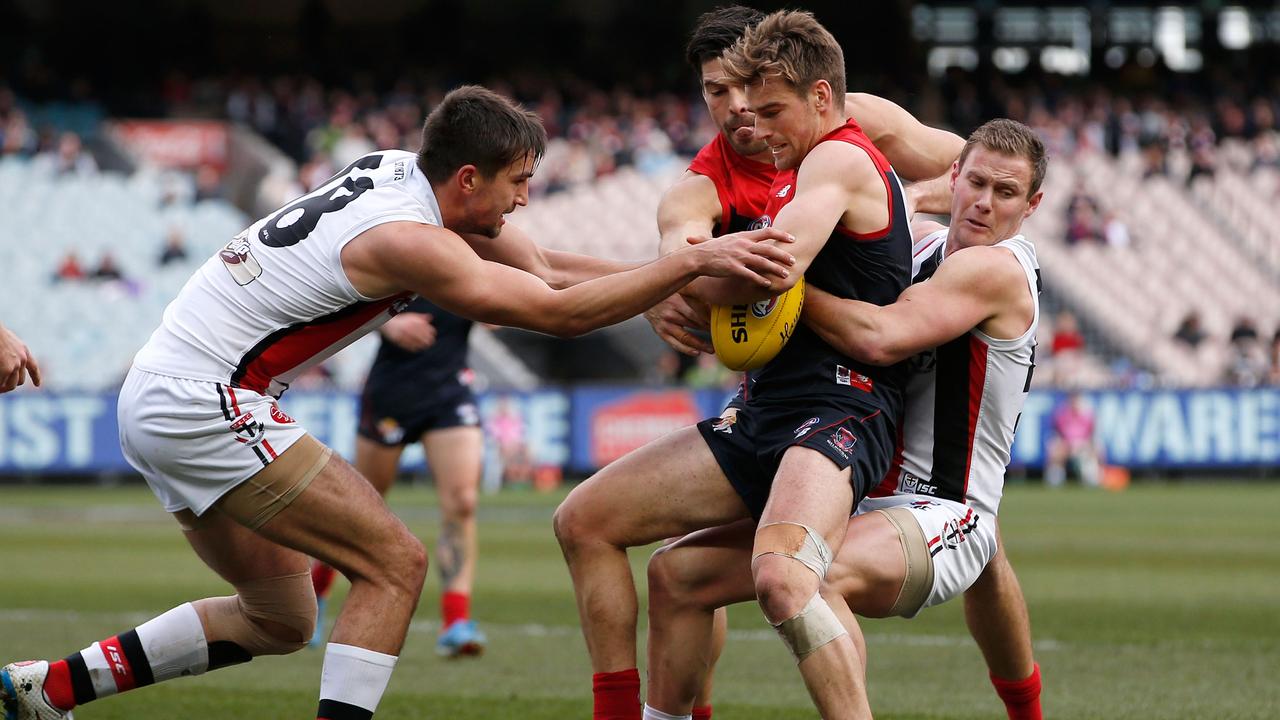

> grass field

[{"left": 1, "top": 481, "right": 1277, "bottom": 719}]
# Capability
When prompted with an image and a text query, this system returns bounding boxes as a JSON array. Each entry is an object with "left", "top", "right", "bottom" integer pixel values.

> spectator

[
  {"left": 1045, "top": 392, "right": 1102, "bottom": 488},
  {"left": 90, "top": 252, "right": 125, "bottom": 282},
  {"left": 1173, "top": 311, "right": 1207, "bottom": 349},
  {"left": 158, "top": 227, "right": 189, "bottom": 266},
  {"left": 32, "top": 131, "right": 97, "bottom": 176},
  {"left": 1050, "top": 310, "right": 1087, "bottom": 385},
  {"left": 1268, "top": 331, "right": 1280, "bottom": 386},
  {"left": 53, "top": 251, "right": 85, "bottom": 282},
  {"left": 1230, "top": 316, "right": 1259, "bottom": 345},
  {"left": 192, "top": 164, "right": 225, "bottom": 203},
  {"left": 488, "top": 396, "right": 533, "bottom": 487}
]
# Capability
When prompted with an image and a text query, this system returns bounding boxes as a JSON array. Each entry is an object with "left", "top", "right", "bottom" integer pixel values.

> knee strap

[
  {"left": 877, "top": 507, "right": 935, "bottom": 618},
  {"left": 199, "top": 570, "right": 317, "bottom": 657},
  {"left": 752, "top": 521, "right": 833, "bottom": 580},
  {"left": 771, "top": 591, "right": 848, "bottom": 663}
]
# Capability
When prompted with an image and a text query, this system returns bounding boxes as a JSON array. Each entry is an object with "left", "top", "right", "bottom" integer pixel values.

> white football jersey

[
  {"left": 869, "top": 230, "right": 1041, "bottom": 517},
  {"left": 133, "top": 150, "right": 438, "bottom": 397}
]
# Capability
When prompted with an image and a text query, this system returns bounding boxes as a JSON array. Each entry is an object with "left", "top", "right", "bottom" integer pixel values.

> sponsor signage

[{"left": 0, "top": 387, "right": 1275, "bottom": 474}]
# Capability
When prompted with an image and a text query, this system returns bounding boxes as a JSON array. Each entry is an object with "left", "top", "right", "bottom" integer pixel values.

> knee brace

[
  {"left": 199, "top": 570, "right": 317, "bottom": 659},
  {"left": 771, "top": 591, "right": 849, "bottom": 663},
  {"left": 752, "top": 521, "right": 834, "bottom": 580}
]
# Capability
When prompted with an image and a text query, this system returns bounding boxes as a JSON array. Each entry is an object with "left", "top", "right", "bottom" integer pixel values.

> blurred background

[{"left": 1, "top": 0, "right": 1277, "bottom": 483}]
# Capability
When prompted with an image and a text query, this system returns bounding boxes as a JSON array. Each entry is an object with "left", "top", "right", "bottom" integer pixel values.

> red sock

[
  {"left": 442, "top": 591, "right": 470, "bottom": 628},
  {"left": 991, "top": 663, "right": 1042, "bottom": 720},
  {"left": 40, "top": 660, "right": 76, "bottom": 712},
  {"left": 692, "top": 705, "right": 713, "bottom": 720},
  {"left": 592, "top": 668, "right": 641, "bottom": 720},
  {"left": 311, "top": 561, "right": 337, "bottom": 599}
]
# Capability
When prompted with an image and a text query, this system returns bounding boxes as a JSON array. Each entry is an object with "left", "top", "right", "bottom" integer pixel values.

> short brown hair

[
  {"left": 720, "top": 10, "right": 846, "bottom": 102},
  {"left": 958, "top": 119, "right": 1049, "bottom": 197},
  {"left": 418, "top": 85, "right": 547, "bottom": 184},
  {"left": 685, "top": 5, "right": 766, "bottom": 74}
]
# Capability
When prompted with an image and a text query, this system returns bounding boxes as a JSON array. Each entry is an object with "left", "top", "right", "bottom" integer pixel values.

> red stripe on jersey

[
  {"left": 262, "top": 439, "right": 278, "bottom": 460},
  {"left": 869, "top": 419, "right": 905, "bottom": 498},
  {"left": 98, "top": 637, "right": 136, "bottom": 692},
  {"left": 233, "top": 293, "right": 412, "bottom": 394},
  {"left": 963, "top": 335, "right": 991, "bottom": 500},
  {"left": 226, "top": 386, "right": 242, "bottom": 417}
]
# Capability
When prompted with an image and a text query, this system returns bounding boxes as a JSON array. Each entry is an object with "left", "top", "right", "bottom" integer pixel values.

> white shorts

[
  {"left": 856, "top": 494, "right": 997, "bottom": 614},
  {"left": 118, "top": 368, "right": 308, "bottom": 515}
]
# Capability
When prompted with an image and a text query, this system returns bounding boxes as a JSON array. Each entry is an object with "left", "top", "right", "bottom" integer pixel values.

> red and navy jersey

[
  {"left": 749, "top": 119, "right": 913, "bottom": 408},
  {"left": 689, "top": 133, "right": 777, "bottom": 235},
  {"left": 364, "top": 298, "right": 474, "bottom": 395}
]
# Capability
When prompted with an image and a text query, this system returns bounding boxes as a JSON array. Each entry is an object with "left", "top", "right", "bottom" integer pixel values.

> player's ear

[
  {"left": 813, "top": 79, "right": 832, "bottom": 112},
  {"left": 1024, "top": 190, "right": 1044, "bottom": 218},
  {"left": 456, "top": 165, "right": 480, "bottom": 193}
]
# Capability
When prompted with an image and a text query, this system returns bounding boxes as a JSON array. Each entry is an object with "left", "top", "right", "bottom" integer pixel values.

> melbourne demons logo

[
  {"left": 826, "top": 426, "right": 857, "bottom": 458},
  {"left": 230, "top": 411, "right": 268, "bottom": 447}
]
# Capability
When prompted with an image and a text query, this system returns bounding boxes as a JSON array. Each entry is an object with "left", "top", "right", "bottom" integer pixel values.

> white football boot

[{"left": 0, "top": 662, "right": 73, "bottom": 720}]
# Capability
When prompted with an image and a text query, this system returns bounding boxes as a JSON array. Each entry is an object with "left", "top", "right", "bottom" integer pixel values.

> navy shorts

[
  {"left": 697, "top": 394, "right": 898, "bottom": 520},
  {"left": 357, "top": 375, "right": 480, "bottom": 447}
]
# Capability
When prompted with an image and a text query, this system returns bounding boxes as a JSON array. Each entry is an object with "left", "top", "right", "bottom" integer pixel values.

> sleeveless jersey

[
  {"left": 688, "top": 133, "right": 776, "bottom": 235},
  {"left": 871, "top": 230, "right": 1042, "bottom": 516},
  {"left": 748, "top": 119, "right": 913, "bottom": 405},
  {"left": 366, "top": 298, "right": 474, "bottom": 391},
  {"left": 132, "top": 150, "right": 437, "bottom": 397}
]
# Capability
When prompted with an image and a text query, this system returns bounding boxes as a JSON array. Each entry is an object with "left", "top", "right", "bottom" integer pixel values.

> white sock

[
  {"left": 134, "top": 602, "right": 210, "bottom": 681},
  {"left": 643, "top": 703, "right": 693, "bottom": 720},
  {"left": 319, "top": 643, "right": 398, "bottom": 714}
]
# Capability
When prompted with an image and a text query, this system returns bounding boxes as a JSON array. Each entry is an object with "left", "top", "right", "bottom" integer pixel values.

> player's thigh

[
  {"left": 758, "top": 445, "right": 854, "bottom": 548},
  {"left": 353, "top": 435, "right": 404, "bottom": 496},
  {"left": 422, "top": 425, "right": 483, "bottom": 515},
  {"left": 557, "top": 425, "right": 749, "bottom": 548},
  {"left": 825, "top": 511, "right": 905, "bottom": 618},
  {"left": 177, "top": 508, "right": 310, "bottom": 585},
  {"left": 651, "top": 519, "right": 759, "bottom": 609},
  {"left": 233, "top": 441, "right": 422, "bottom": 582}
]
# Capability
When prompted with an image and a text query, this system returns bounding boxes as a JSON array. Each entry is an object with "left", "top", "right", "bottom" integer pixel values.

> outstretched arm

[
  {"left": 463, "top": 223, "right": 640, "bottom": 290},
  {"left": 845, "top": 93, "right": 963, "bottom": 182},
  {"left": 345, "top": 221, "right": 795, "bottom": 339}
]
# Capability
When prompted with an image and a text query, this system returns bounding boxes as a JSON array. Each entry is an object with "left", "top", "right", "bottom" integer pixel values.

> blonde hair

[
  {"left": 721, "top": 10, "right": 846, "bottom": 102},
  {"left": 958, "top": 119, "right": 1049, "bottom": 197}
]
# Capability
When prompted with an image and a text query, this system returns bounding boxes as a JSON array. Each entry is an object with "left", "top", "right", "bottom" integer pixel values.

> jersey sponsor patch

[
  {"left": 899, "top": 471, "right": 938, "bottom": 497},
  {"left": 712, "top": 409, "right": 738, "bottom": 434},
  {"left": 836, "top": 365, "right": 874, "bottom": 392},
  {"left": 269, "top": 402, "right": 295, "bottom": 424},
  {"left": 825, "top": 426, "right": 858, "bottom": 458},
  {"left": 376, "top": 417, "right": 405, "bottom": 444}
]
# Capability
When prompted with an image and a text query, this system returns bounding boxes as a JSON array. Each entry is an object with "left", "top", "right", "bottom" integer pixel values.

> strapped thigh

[
  {"left": 877, "top": 507, "right": 935, "bottom": 618},
  {"left": 219, "top": 434, "right": 332, "bottom": 530}
]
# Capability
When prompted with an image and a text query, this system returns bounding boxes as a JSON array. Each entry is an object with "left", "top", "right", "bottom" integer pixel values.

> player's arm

[
  {"left": 0, "top": 321, "right": 40, "bottom": 393},
  {"left": 463, "top": 223, "right": 639, "bottom": 290},
  {"left": 657, "top": 171, "right": 723, "bottom": 256},
  {"left": 905, "top": 171, "right": 955, "bottom": 217},
  {"left": 802, "top": 246, "right": 1024, "bottom": 365},
  {"left": 691, "top": 141, "right": 881, "bottom": 306},
  {"left": 845, "top": 93, "right": 963, "bottom": 182},
  {"left": 346, "top": 221, "right": 794, "bottom": 338}
]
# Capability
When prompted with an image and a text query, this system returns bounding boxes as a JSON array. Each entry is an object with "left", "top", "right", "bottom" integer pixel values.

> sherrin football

[{"left": 710, "top": 276, "right": 805, "bottom": 371}]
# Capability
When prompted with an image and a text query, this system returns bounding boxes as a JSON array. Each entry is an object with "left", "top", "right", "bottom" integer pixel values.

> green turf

[{"left": 1, "top": 482, "right": 1277, "bottom": 719}]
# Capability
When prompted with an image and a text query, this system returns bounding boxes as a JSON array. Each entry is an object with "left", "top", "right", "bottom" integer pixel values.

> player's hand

[
  {"left": 381, "top": 313, "right": 437, "bottom": 352},
  {"left": 645, "top": 293, "right": 713, "bottom": 356},
  {"left": 0, "top": 323, "right": 40, "bottom": 393},
  {"left": 686, "top": 228, "right": 796, "bottom": 287}
]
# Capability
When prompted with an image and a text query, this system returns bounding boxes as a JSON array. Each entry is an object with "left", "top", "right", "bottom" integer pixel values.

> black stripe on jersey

[
  {"left": 915, "top": 245, "right": 944, "bottom": 283},
  {"left": 117, "top": 630, "right": 156, "bottom": 687},
  {"left": 229, "top": 300, "right": 384, "bottom": 390},
  {"left": 216, "top": 384, "right": 233, "bottom": 421},
  {"left": 931, "top": 335, "right": 972, "bottom": 504},
  {"left": 1034, "top": 268, "right": 1043, "bottom": 294},
  {"left": 250, "top": 444, "right": 270, "bottom": 467},
  {"left": 317, "top": 699, "right": 374, "bottom": 720},
  {"left": 64, "top": 650, "right": 97, "bottom": 705}
]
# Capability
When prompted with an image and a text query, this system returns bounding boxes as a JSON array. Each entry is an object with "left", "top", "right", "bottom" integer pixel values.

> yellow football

[{"left": 710, "top": 276, "right": 805, "bottom": 371}]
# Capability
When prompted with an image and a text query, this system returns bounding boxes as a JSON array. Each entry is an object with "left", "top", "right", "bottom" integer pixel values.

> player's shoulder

[
  {"left": 939, "top": 242, "right": 1027, "bottom": 294},
  {"left": 798, "top": 136, "right": 882, "bottom": 189}
]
